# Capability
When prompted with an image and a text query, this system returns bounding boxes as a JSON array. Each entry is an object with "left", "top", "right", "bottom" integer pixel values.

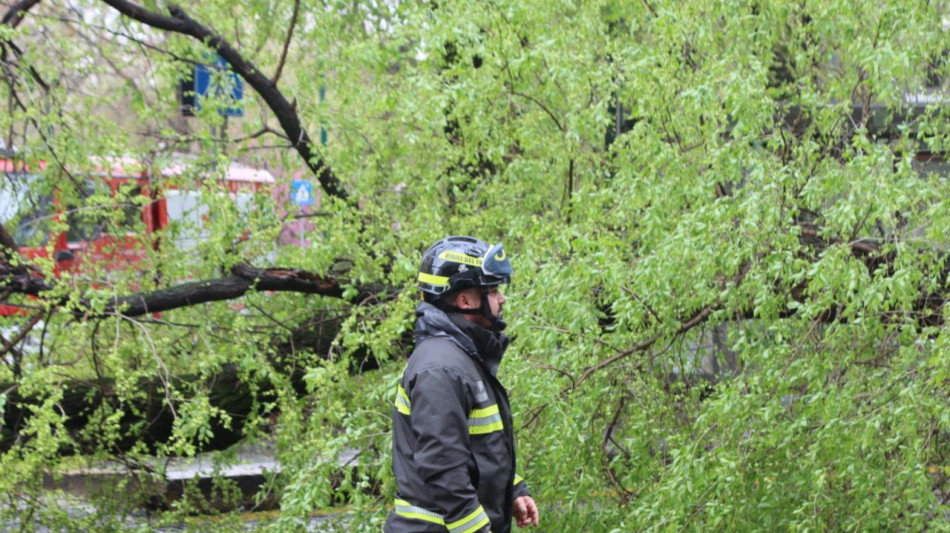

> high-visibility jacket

[{"left": 384, "top": 303, "right": 529, "bottom": 533}]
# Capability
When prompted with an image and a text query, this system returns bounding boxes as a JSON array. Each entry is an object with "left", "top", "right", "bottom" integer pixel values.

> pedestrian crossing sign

[{"left": 291, "top": 180, "right": 315, "bottom": 206}]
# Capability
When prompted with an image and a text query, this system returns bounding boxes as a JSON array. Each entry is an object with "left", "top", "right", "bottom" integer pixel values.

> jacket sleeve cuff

[
  {"left": 445, "top": 504, "right": 491, "bottom": 533},
  {"left": 513, "top": 474, "right": 530, "bottom": 498}
]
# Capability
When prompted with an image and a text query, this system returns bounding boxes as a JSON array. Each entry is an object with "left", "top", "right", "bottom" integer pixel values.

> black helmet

[{"left": 417, "top": 236, "right": 512, "bottom": 301}]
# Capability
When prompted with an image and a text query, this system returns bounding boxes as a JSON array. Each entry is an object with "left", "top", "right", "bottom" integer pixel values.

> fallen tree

[{"left": 2, "top": 1, "right": 950, "bottom": 531}]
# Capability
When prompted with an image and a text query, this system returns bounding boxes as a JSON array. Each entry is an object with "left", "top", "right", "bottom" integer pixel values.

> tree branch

[
  {"left": 1, "top": 0, "right": 41, "bottom": 28},
  {"left": 510, "top": 89, "right": 564, "bottom": 132},
  {"left": 96, "top": 0, "right": 347, "bottom": 201},
  {"left": 271, "top": 0, "right": 299, "bottom": 85},
  {"left": 0, "top": 310, "right": 43, "bottom": 359},
  {"left": 0, "top": 222, "right": 16, "bottom": 256},
  {"left": 0, "top": 230, "right": 369, "bottom": 320},
  {"left": 573, "top": 304, "right": 714, "bottom": 390},
  {"left": 95, "top": 263, "right": 356, "bottom": 318},
  {"left": 602, "top": 392, "right": 634, "bottom": 504}
]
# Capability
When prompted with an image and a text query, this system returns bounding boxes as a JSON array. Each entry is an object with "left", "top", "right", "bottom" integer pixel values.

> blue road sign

[
  {"left": 194, "top": 55, "right": 244, "bottom": 117},
  {"left": 291, "top": 180, "right": 315, "bottom": 206}
]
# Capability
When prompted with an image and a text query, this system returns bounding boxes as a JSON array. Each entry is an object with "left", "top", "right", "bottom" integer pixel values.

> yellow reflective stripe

[
  {"left": 447, "top": 505, "right": 490, "bottom": 533},
  {"left": 470, "top": 405, "right": 499, "bottom": 418},
  {"left": 514, "top": 474, "right": 524, "bottom": 485},
  {"left": 437, "top": 250, "right": 482, "bottom": 267},
  {"left": 394, "top": 498, "right": 444, "bottom": 525},
  {"left": 393, "top": 499, "right": 489, "bottom": 533},
  {"left": 418, "top": 272, "right": 449, "bottom": 286},
  {"left": 470, "top": 421, "right": 504, "bottom": 435},
  {"left": 469, "top": 404, "right": 503, "bottom": 435},
  {"left": 394, "top": 384, "right": 411, "bottom": 415}
]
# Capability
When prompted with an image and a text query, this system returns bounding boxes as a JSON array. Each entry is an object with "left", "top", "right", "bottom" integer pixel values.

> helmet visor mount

[{"left": 480, "top": 243, "right": 511, "bottom": 281}]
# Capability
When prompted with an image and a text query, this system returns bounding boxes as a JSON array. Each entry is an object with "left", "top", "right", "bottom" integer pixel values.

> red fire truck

[{"left": 0, "top": 154, "right": 276, "bottom": 316}]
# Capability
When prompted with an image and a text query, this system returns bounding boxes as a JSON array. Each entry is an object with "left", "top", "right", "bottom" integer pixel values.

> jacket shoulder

[{"left": 406, "top": 337, "right": 474, "bottom": 376}]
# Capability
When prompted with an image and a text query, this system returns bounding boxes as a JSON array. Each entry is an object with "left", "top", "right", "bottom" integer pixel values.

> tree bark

[
  {"left": 101, "top": 263, "right": 348, "bottom": 317},
  {"left": 0, "top": 247, "right": 367, "bottom": 320}
]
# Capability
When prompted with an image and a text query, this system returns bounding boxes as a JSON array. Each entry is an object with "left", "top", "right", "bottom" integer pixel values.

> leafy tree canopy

[{"left": 1, "top": 0, "right": 949, "bottom": 531}]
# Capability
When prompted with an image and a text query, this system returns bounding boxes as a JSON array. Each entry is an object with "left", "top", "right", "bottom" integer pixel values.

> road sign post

[{"left": 291, "top": 180, "right": 314, "bottom": 247}]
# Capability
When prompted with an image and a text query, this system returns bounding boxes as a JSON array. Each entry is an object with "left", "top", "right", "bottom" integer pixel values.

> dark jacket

[{"left": 385, "top": 303, "right": 529, "bottom": 533}]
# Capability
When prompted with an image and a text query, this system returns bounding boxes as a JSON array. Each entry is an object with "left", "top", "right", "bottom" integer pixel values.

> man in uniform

[{"left": 385, "top": 236, "right": 539, "bottom": 533}]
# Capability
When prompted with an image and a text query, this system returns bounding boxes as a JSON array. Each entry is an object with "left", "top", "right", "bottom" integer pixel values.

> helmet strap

[
  {"left": 436, "top": 287, "right": 506, "bottom": 332},
  {"left": 479, "top": 286, "right": 507, "bottom": 332}
]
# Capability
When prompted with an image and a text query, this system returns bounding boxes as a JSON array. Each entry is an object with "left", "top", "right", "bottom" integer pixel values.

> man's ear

[{"left": 455, "top": 289, "right": 479, "bottom": 310}]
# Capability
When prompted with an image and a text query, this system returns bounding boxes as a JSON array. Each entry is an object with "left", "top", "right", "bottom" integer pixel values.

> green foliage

[{"left": 2, "top": 0, "right": 950, "bottom": 531}]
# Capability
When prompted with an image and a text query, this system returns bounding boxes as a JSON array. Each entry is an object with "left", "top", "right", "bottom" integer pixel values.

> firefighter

[{"left": 385, "top": 236, "right": 540, "bottom": 533}]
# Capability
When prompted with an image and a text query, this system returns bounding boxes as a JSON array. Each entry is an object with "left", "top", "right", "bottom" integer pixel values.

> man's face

[
  {"left": 484, "top": 286, "right": 506, "bottom": 321},
  {"left": 456, "top": 286, "right": 506, "bottom": 328}
]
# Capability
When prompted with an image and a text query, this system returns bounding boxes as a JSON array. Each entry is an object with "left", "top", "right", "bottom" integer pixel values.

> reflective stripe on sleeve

[
  {"left": 468, "top": 404, "right": 503, "bottom": 435},
  {"left": 394, "top": 498, "right": 444, "bottom": 525},
  {"left": 394, "top": 499, "right": 489, "bottom": 533},
  {"left": 514, "top": 474, "right": 524, "bottom": 485},
  {"left": 447, "top": 505, "right": 490, "bottom": 533},
  {"left": 394, "top": 384, "right": 411, "bottom": 415}
]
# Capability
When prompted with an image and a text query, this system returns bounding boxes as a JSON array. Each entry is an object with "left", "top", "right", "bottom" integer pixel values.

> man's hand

[{"left": 513, "top": 495, "right": 539, "bottom": 528}]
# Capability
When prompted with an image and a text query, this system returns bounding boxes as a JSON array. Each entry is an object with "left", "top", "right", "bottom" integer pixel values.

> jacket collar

[{"left": 415, "top": 302, "right": 509, "bottom": 376}]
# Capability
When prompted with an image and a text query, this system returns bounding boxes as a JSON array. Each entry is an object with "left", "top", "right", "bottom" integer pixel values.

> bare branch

[
  {"left": 0, "top": 310, "right": 42, "bottom": 358},
  {"left": 510, "top": 89, "right": 564, "bottom": 132},
  {"left": 639, "top": 0, "right": 657, "bottom": 18},
  {"left": 271, "top": 0, "right": 299, "bottom": 85},
  {"left": 233, "top": 125, "right": 289, "bottom": 143}
]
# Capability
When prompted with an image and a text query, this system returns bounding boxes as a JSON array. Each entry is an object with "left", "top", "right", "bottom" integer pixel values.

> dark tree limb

[
  {"left": 100, "top": 263, "right": 349, "bottom": 318},
  {"left": 0, "top": 259, "right": 47, "bottom": 297},
  {"left": 602, "top": 392, "right": 634, "bottom": 504},
  {"left": 0, "top": 257, "right": 384, "bottom": 321},
  {"left": 97, "top": 0, "right": 347, "bottom": 201},
  {"left": 1, "top": 0, "right": 41, "bottom": 28},
  {"left": 0, "top": 225, "right": 363, "bottom": 325},
  {"left": 0, "top": 223, "right": 16, "bottom": 258}
]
